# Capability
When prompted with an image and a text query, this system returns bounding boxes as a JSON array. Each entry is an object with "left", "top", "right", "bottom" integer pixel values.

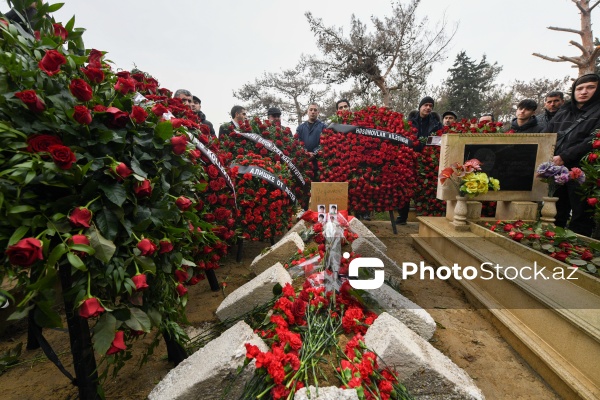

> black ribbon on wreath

[
  {"left": 233, "top": 164, "right": 297, "bottom": 203},
  {"left": 327, "top": 123, "right": 414, "bottom": 148}
]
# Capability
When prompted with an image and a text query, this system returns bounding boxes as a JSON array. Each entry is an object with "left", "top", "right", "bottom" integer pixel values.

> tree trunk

[
  {"left": 294, "top": 98, "right": 303, "bottom": 127},
  {"left": 374, "top": 77, "right": 390, "bottom": 107},
  {"left": 579, "top": 0, "right": 596, "bottom": 74}
]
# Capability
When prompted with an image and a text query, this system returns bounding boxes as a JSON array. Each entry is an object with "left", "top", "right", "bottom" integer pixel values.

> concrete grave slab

[
  {"left": 251, "top": 232, "right": 304, "bottom": 274},
  {"left": 365, "top": 283, "right": 436, "bottom": 340},
  {"left": 351, "top": 237, "right": 402, "bottom": 276},
  {"left": 364, "top": 313, "right": 484, "bottom": 400},
  {"left": 216, "top": 262, "right": 291, "bottom": 322},
  {"left": 348, "top": 218, "right": 387, "bottom": 253},
  {"left": 149, "top": 321, "right": 268, "bottom": 400}
]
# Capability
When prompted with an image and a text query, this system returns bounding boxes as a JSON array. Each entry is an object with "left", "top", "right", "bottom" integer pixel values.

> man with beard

[
  {"left": 548, "top": 74, "right": 600, "bottom": 236},
  {"left": 510, "top": 99, "right": 544, "bottom": 133},
  {"left": 191, "top": 95, "right": 215, "bottom": 136},
  {"left": 538, "top": 91, "right": 565, "bottom": 128},
  {"left": 442, "top": 111, "right": 458, "bottom": 126}
]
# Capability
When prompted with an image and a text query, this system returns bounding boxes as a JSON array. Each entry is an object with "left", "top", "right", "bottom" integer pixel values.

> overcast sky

[{"left": 7, "top": 0, "right": 594, "bottom": 125}]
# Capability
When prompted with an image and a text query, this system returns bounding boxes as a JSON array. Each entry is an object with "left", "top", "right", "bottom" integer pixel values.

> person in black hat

[
  {"left": 442, "top": 111, "right": 458, "bottom": 127},
  {"left": 547, "top": 73, "right": 600, "bottom": 236},
  {"left": 398, "top": 97, "right": 443, "bottom": 225},
  {"left": 267, "top": 107, "right": 281, "bottom": 125}
]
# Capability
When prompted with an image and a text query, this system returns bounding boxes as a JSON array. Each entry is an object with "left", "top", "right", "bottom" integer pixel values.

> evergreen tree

[{"left": 444, "top": 51, "right": 502, "bottom": 119}]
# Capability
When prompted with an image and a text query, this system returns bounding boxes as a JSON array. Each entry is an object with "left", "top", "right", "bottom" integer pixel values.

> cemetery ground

[{"left": 0, "top": 221, "right": 559, "bottom": 400}]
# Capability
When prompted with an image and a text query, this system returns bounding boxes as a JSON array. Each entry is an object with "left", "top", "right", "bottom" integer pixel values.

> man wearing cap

[
  {"left": 442, "top": 111, "right": 458, "bottom": 127},
  {"left": 547, "top": 73, "right": 600, "bottom": 236},
  {"left": 409, "top": 96, "right": 443, "bottom": 151},
  {"left": 191, "top": 95, "right": 215, "bottom": 136},
  {"left": 268, "top": 107, "right": 282, "bottom": 125}
]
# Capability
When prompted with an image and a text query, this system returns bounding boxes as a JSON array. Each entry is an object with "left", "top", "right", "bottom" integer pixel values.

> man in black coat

[
  {"left": 510, "top": 99, "right": 544, "bottom": 133},
  {"left": 547, "top": 73, "right": 600, "bottom": 236},
  {"left": 538, "top": 91, "right": 565, "bottom": 128}
]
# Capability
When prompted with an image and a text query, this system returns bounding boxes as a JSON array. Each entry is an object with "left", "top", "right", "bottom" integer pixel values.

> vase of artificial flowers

[
  {"left": 440, "top": 159, "right": 500, "bottom": 229},
  {"left": 536, "top": 161, "right": 586, "bottom": 224}
]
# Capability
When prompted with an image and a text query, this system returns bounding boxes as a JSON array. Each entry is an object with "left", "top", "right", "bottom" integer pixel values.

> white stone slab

[
  {"left": 251, "top": 232, "right": 305, "bottom": 274},
  {"left": 284, "top": 219, "right": 308, "bottom": 238},
  {"left": 348, "top": 218, "right": 387, "bottom": 253},
  {"left": 351, "top": 237, "right": 402, "bottom": 276},
  {"left": 364, "top": 313, "right": 484, "bottom": 400},
  {"left": 365, "top": 283, "right": 436, "bottom": 340},
  {"left": 295, "top": 386, "right": 359, "bottom": 400},
  {"left": 149, "top": 321, "right": 268, "bottom": 400},
  {"left": 216, "top": 262, "right": 291, "bottom": 321}
]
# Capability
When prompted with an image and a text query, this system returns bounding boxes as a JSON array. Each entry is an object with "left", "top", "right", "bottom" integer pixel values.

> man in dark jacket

[
  {"left": 396, "top": 97, "right": 443, "bottom": 224},
  {"left": 409, "top": 96, "right": 443, "bottom": 151},
  {"left": 192, "top": 96, "right": 215, "bottom": 136},
  {"left": 538, "top": 91, "right": 565, "bottom": 128},
  {"left": 510, "top": 99, "right": 544, "bottom": 133},
  {"left": 547, "top": 73, "right": 600, "bottom": 236},
  {"left": 296, "top": 103, "right": 326, "bottom": 181}
]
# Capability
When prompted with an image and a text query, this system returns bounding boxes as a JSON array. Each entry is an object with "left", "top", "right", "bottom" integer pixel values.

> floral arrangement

[
  {"left": 241, "top": 282, "right": 412, "bottom": 400},
  {"left": 218, "top": 116, "right": 313, "bottom": 209},
  {"left": 231, "top": 154, "right": 295, "bottom": 241},
  {"left": 443, "top": 119, "right": 506, "bottom": 134},
  {"left": 481, "top": 220, "right": 599, "bottom": 275},
  {"left": 439, "top": 159, "right": 500, "bottom": 198},
  {"left": 581, "top": 134, "right": 600, "bottom": 225},
  {"left": 318, "top": 106, "right": 418, "bottom": 214},
  {"left": 536, "top": 161, "right": 585, "bottom": 197},
  {"left": 0, "top": 4, "right": 234, "bottom": 389}
]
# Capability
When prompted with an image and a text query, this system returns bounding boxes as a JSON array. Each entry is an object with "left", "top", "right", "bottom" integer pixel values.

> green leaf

[
  {"left": 147, "top": 308, "right": 162, "bottom": 326},
  {"left": 125, "top": 307, "right": 151, "bottom": 332},
  {"left": 8, "top": 205, "right": 36, "bottom": 214},
  {"left": 70, "top": 244, "right": 95, "bottom": 255},
  {"left": 46, "top": 3, "right": 65, "bottom": 12},
  {"left": 155, "top": 121, "right": 173, "bottom": 141},
  {"left": 95, "top": 209, "right": 120, "bottom": 241},
  {"left": 24, "top": 169, "right": 36, "bottom": 185},
  {"left": 570, "top": 259, "right": 588, "bottom": 266},
  {"left": 7, "top": 304, "right": 34, "bottom": 321},
  {"left": 88, "top": 225, "right": 116, "bottom": 263},
  {"left": 67, "top": 252, "right": 87, "bottom": 271},
  {"left": 65, "top": 15, "right": 75, "bottom": 32},
  {"left": 46, "top": 243, "right": 67, "bottom": 267},
  {"left": 34, "top": 302, "right": 63, "bottom": 328},
  {"left": 587, "top": 264, "right": 598, "bottom": 274},
  {"left": 8, "top": 226, "right": 29, "bottom": 246},
  {"left": 272, "top": 283, "right": 282, "bottom": 296},
  {"left": 93, "top": 312, "right": 117, "bottom": 355},
  {"left": 135, "top": 256, "right": 156, "bottom": 274},
  {"left": 99, "top": 183, "right": 127, "bottom": 207},
  {"left": 130, "top": 157, "right": 147, "bottom": 178}
]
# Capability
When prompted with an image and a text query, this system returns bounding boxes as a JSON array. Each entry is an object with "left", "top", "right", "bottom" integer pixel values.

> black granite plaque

[{"left": 463, "top": 144, "right": 538, "bottom": 191}]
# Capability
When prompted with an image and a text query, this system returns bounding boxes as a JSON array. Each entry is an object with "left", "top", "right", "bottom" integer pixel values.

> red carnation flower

[
  {"left": 38, "top": 49, "right": 66, "bottom": 76},
  {"left": 6, "top": 237, "right": 44, "bottom": 267},
  {"left": 15, "top": 90, "right": 46, "bottom": 113},
  {"left": 69, "top": 207, "right": 92, "bottom": 228},
  {"left": 52, "top": 23, "right": 68, "bottom": 40},
  {"left": 80, "top": 66, "right": 104, "bottom": 84},
  {"left": 137, "top": 238, "right": 157, "bottom": 256},
  {"left": 171, "top": 135, "right": 188, "bottom": 155},
  {"left": 73, "top": 105, "right": 92, "bottom": 125},
  {"left": 87, "top": 49, "right": 103, "bottom": 69},
  {"left": 47, "top": 144, "right": 77, "bottom": 169},
  {"left": 78, "top": 297, "right": 105, "bottom": 318},
  {"left": 129, "top": 106, "right": 148, "bottom": 124},
  {"left": 134, "top": 179, "right": 152, "bottom": 198},
  {"left": 106, "top": 331, "right": 126, "bottom": 355},
  {"left": 69, "top": 79, "right": 93, "bottom": 102},
  {"left": 114, "top": 77, "right": 136, "bottom": 95}
]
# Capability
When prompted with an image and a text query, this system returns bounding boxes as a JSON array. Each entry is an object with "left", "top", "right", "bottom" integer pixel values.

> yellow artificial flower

[{"left": 490, "top": 178, "right": 500, "bottom": 191}]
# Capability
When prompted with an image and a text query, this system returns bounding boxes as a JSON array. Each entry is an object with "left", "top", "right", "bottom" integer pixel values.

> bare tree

[
  {"left": 533, "top": 0, "right": 600, "bottom": 75},
  {"left": 511, "top": 76, "right": 572, "bottom": 106},
  {"left": 305, "top": 0, "right": 456, "bottom": 107},
  {"left": 233, "top": 58, "right": 329, "bottom": 124}
]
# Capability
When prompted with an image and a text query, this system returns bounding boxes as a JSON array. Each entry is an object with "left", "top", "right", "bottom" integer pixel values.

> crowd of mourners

[{"left": 175, "top": 73, "right": 600, "bottom": 237}]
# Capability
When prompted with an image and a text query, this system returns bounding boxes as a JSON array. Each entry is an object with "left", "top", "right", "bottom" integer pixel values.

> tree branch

[
  {"left": 548, "top": 26, "right": 583, "bottom": 35},
  {"left": 590, "top": 45, "right": 600, "bottom": 61},
  {"left": 559, "top": 55, "right": 584, "bottom": 66},
  {"left": 532, "top": 53, "right": 567, "bottom": 62},
  {"left": 572, "top": 0, "right": 587, "bottom": 14},
  {"left": 569, "top": 40, "right": 586, "bottom": 53},
  {"left": 591, "top": 0, "right": 600, "bottom": 11}
]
